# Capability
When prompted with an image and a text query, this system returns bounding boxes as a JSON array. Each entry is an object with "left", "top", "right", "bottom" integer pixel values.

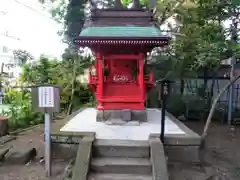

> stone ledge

[
  {"left": 71, "top": 135, "right": 95, "bottom": 180},
  {"left": 149, "top": 136, "right": 169, "bottom": 180}
]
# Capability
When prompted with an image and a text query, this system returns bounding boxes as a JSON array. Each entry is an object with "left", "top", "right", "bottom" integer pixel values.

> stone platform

[
  {"left": 60, "top": 108, "right": 200, "bottom": 144},
  {"left": 53, "top": 107, "right": 202, "bottom": 180},
  {"left": 61, "top": 109, "right": 201, "bottom": 180}
]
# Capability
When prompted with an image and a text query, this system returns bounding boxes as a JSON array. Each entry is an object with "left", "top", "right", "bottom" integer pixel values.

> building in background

[{"left": 0, "top": 30, "right": 24, "bottom": 81}]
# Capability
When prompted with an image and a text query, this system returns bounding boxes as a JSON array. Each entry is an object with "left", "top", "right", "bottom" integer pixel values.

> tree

[
  {"left": 21, "top": 55, "right": 94, "bottom": 115},
  {"left": 198, "top": 0, "right": 240, "bottom": 148},
  {"left": 13, "top": 49, "right": 34, "bottom": 65}
]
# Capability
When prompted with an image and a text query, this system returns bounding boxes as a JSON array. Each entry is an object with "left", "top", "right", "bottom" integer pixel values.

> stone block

[
  {"left": 97, "top": 109, "right": 147, "bottom": 123},
  {"left": 96, "top": 110, "right": 104, "bottom": 122},
  {"left": 6, "top": 147, "right": 37, "bottom": 164},
  {"left": 164, "top": 146, "right": 200, "bottom": 163},
  {"left": 122, "top": 109, "right": 131, "bottom": 121},
  {"left": 131, "top": 110, "right": 147, "bottom": 122}
]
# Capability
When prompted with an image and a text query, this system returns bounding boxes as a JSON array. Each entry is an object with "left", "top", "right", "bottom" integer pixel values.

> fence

[{"left": 171, "top": 78, "right": 240, "bottom": 109}]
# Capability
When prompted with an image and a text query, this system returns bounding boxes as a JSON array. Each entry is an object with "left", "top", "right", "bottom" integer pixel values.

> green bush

[
  {"left": 147, "top": 88, "right": 187, "bottom": 116},
  {"left": 166, "top": 94, "right": 186, "bottom": 116},
  {"left": 1, "top": 89, "right": 43, "bottom": 130}
]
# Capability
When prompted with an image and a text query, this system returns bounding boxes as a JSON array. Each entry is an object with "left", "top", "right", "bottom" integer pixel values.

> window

[
  {"left": 2, "top": 46, "right": 9, "bottom": 53},
  {"left": 9, "top": 72, "right": 14, "bottom": 78}
]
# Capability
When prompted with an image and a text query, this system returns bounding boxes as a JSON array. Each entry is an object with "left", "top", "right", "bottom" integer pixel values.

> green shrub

[
  {"left": 1, "top": 89, "right": 43, "bottom": 130},
  {"left": 166, "top": 94, "right": 186, "bottom": 116}
]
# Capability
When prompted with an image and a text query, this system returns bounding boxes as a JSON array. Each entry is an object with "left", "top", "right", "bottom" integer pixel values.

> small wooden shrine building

[{"left": 74, "top": 8, "right": 170, "bottom": 111}]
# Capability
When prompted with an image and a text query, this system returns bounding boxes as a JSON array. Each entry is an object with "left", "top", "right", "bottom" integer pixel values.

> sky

[
  {"left": 0, "top": 0, "right": 236, "bottom": 59},
  {"left": 0, "top": 0, "right": 67, "bottom": 58}
]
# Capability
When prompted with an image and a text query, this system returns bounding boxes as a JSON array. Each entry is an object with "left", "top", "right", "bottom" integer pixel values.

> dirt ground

[
  {"left": 0, "top": 121, "right": 240, "bottom": 180},
  {"left": 169, "top": 121, "right": 240, "bottom": 180}
]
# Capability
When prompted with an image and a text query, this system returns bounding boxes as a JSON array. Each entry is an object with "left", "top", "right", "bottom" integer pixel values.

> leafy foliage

[
  {"left": 21, "top": 55, "right": 94, "bottom": 114},
  {"left": 2, "top": 89, "right": 43, "bottom": 130}
]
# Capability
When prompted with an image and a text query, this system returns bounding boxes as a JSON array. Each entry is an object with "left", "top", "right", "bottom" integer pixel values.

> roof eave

[{"left": 74, "top": 36, "right": 171, "bottom": 41}]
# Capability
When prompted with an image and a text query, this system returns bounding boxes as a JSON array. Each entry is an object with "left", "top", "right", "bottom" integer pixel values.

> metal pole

[
  {"left": 228, "top": 83, "right": 233, "bottom": 125},
  {"left": 160, "top": 82, "right": 166, "bottom": 143},
  {"left": 44, "top": 112, "right": 51, "bottom": 177}
]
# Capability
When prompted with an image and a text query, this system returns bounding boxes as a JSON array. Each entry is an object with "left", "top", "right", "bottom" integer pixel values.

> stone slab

[
  {"left": 61, "top": 108, "right": 188, "bottom": 141},
  {"left": 88, "top": 173, "right": 152, "bottom": 180},
  {"left": 5, "top": 147, "right": 37, "bottom": 164},
  {"left": 91, "top": 157, "right": 151, "bottom": 174},
  {"left": 93, "top": 139, "right": 149, "bottom": 158}
]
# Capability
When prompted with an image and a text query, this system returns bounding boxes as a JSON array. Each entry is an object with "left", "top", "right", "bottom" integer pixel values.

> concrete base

[
  {"left": 61, "top": 108, "right": 189, "bottom": 141},
  {"left": 96, "top": 110, "right": 147, "bottom": 124},
  {"left": 165, "top": 146, "right": 200, "bottom": 163},
  {"left": 53, "top": 108, "right": 203, "bottom": 180}
]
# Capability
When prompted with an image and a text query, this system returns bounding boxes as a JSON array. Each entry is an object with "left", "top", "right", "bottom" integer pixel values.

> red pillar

[
  {"left": 97, "top": 53, "right": 103, "bottom": 109},
  {"left": 138, "top": 53, "right": 144, "bottom": 108}
]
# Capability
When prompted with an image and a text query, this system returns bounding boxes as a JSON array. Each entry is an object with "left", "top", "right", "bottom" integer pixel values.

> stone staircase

[{"left": 88, "top": 139, "right": 152, "bottom": 180}]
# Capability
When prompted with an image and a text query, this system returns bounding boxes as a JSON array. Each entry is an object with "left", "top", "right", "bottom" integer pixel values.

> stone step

[
  {"left": 88, "top": 173, "right": 152, "bottom": 180},
  {"left": 91, "top": 157, "right": 152, "bottom": 174},
  {"left": 93, "top": 139, "right": 149, "bottom": 158}
]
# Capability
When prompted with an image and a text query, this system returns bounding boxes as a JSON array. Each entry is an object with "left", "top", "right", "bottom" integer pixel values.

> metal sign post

[
  {"left": 32, "top": 85, "right": 60, "bottom": 177},
  {"left": 44, "top": 112, "right": 51, "bottom": 177},
  {"left": 157, "top": 79, "right": 171, "bottom": 143}
]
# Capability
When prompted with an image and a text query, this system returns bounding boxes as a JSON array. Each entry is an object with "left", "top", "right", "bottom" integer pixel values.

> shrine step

[
  {"left": 90, "top": 157, "right": 152, "bottom": 174},
  {"left": 93, "top": 139, "right": 149, "bottom": 158},
  {"left": 88, "top": 139, "right": 153, "bottom": 180},
  {"left": 88, "top": 173, "right": 152, "bottom": 180}
]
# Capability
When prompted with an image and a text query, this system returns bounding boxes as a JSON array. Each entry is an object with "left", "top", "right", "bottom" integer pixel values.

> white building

[{"left": 0, "top": 31, "right": 23, "bottom": 79}]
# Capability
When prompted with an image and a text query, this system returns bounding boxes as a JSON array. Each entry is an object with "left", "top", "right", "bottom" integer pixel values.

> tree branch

[{"left": 200, "top": 75, "right": 240, "bottom": 149}]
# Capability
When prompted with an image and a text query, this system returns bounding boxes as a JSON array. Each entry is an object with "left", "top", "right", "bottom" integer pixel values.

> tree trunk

[
  {"left": 133, "top": 0, "right": 140, "bottom": 8},
  {"left": 200, "top": 75, "right": 240, "bottom": 149},
  {"left": 0, "top": 116, "right": 8, "bottom": 136},
  {"left": 67, "top": 65, "right": 76, "bottom": 115},
  {"left": 115, "top": 0, "right": 123, "bottom": 8}
]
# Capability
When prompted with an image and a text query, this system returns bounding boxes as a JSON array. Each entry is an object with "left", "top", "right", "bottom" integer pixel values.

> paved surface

[{"left": 61, "top": 108, "right": 185, "bottom": 140}]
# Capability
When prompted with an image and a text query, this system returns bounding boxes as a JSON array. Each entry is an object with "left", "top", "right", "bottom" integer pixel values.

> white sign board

[{"left": 38, "top": 86, "right": 54, "bottom": 108}]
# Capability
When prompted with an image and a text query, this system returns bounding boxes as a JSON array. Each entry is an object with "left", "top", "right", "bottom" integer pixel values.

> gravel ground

[{"left": 0, "top": 120, "right": 240, "bottom": 180}]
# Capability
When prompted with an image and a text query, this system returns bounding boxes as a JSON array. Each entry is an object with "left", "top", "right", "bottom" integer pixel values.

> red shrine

[{"left": 74, "top": 9, "right": 170, "bottom": 110}]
